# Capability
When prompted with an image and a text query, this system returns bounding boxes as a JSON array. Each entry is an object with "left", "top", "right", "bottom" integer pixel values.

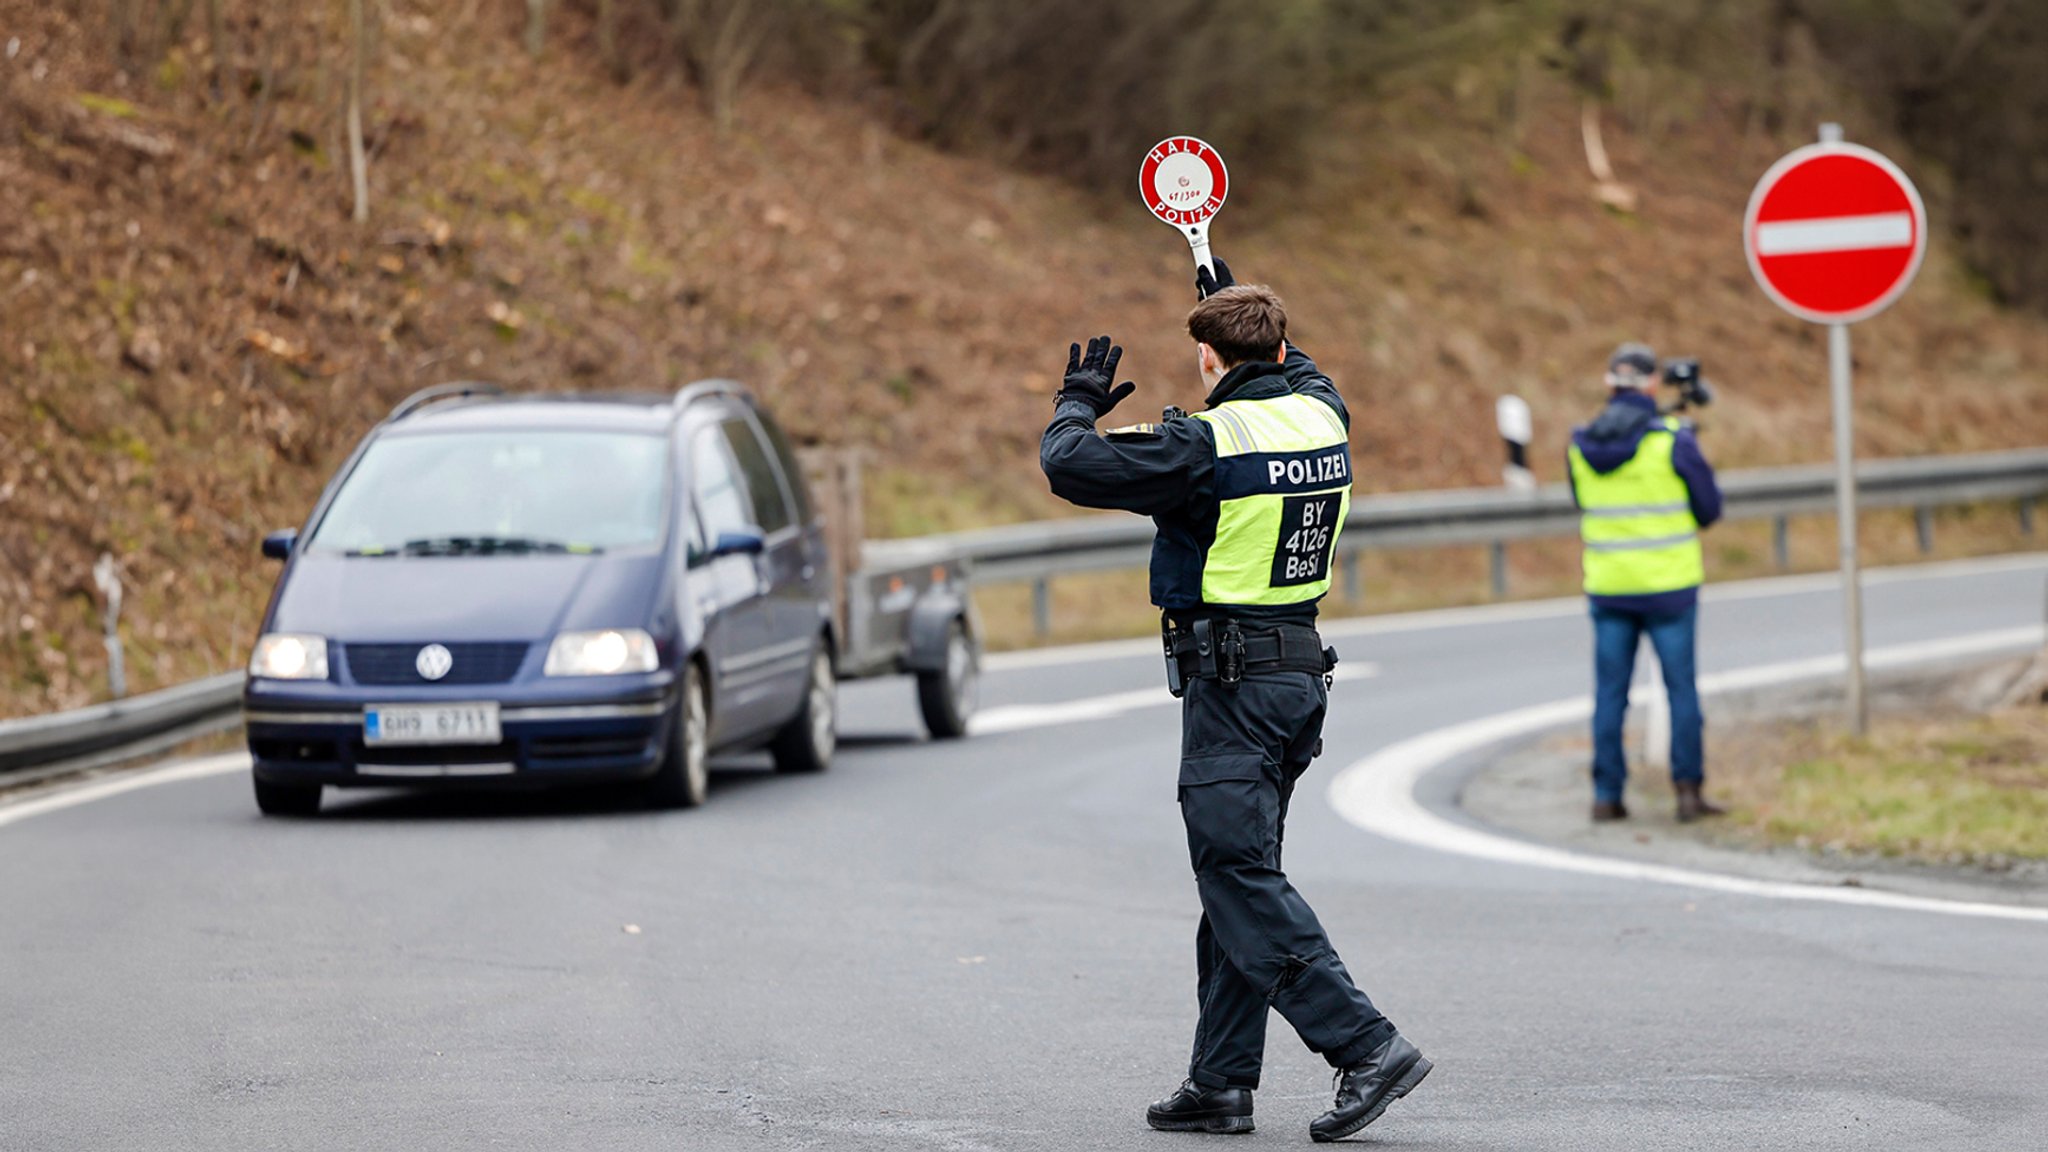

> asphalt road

[{"left": 5, "top": 555, "right": 2048, "bottom": 1151}]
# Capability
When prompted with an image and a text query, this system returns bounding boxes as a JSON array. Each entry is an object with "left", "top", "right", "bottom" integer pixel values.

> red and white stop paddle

[
  {"left": 1743, "top": 125, "right": 1927, "bottom": 735},
  {"left": 1139, "top": 136, "right": 1229, "bottom": 274}
]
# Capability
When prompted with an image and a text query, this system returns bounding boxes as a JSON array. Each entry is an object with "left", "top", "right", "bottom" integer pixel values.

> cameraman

[{"left": 1566, "top": 344, "right": 1725, "bottom": 823}]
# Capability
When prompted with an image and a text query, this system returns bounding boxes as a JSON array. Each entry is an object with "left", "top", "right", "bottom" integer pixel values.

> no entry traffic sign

[
  {"left": 1744, "top": 127, "right": 1928, "bottom": 737},
  {"left": 1744, "top": 141, "right": 1926, "bottom": 325},
  {"left": 1139, "top": 136, "right": 1228, "bottom": 272}
]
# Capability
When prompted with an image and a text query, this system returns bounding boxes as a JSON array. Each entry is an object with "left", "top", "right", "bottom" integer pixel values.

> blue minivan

[{"left": 243, "top": 382, "right": 852, "bottom": 815}]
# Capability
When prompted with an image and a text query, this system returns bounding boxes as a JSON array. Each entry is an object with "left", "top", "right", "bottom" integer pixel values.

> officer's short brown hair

[{"left": 1186, "top": 285, "right": 1288, "bottom": 367}]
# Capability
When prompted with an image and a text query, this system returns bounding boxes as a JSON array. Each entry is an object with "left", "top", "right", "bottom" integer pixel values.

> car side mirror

[
  {"left": 710, "top": 528, "right": 766, "bottom": 559},
  {"left": 261, "top": 529, "right": 298, "bottom": 561}
]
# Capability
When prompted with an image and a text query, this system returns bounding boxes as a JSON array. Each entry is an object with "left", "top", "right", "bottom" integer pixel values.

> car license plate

[{"left": 363, "top": 703, "right": 501, "bottom": 746}]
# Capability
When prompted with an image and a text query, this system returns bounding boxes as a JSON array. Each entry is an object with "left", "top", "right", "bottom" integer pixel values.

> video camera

[{"left": 1660, "top": 357, "right": 1714, "bottom": 414}]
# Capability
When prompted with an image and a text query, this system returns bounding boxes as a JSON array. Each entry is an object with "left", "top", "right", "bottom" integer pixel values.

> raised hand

[
  {"left": 1056, "top": 334, "right": 1137, "bottom": 418},
  {"left": 1195, "top": 256, "right": 1237, "bottom": 301}
]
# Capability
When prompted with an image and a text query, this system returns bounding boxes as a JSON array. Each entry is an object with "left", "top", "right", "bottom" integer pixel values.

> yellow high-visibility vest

[
  {"left": 1191, "top": 394, "right": 1352, "bottom": 606},
  {"left": 1567, "top": 419, "right": 1704, "bottom": 596}
]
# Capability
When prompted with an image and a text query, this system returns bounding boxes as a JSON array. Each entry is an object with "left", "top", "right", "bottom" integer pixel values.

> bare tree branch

[{"left": 1924, "top": 0, "right": 2011, "bottom": 89}]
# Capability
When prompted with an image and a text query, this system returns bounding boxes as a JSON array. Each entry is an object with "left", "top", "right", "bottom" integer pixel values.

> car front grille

[
  {"left": 354, "top": 739, "right": 520, "bottom": 767},
  {"left": 341, "top": 642, "right": 530, "bottom": 686}
]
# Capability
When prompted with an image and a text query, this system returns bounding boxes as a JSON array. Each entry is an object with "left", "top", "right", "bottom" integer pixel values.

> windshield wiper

[{"left": 396, "top": 536, "right": 589, "bottom": 556}]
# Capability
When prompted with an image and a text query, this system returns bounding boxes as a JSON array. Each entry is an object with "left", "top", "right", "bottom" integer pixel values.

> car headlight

[
  {"left": 249, "top": 634, "right": 329, "bottom": 681},
  {"left": 544, "top": 629, "right": 658, "bottom": 676}
]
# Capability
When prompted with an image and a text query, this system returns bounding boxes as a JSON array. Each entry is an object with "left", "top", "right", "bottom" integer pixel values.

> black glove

[
  {"left": 1056, "top": 335, "right": 1136, "bottom": 418},
  {"left": 1194, "top": 256, "right": 1236, "bottom": 301}
]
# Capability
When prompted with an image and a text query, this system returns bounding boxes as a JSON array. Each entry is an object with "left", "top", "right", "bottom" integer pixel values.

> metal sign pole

[{"left": 1829, "top": 320, "right": 1867, "bottom": 735}]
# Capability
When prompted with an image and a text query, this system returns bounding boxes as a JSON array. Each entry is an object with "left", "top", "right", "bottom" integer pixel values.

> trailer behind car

[{"left": 802, "top": 450, "right": 981, "bottom": 739}]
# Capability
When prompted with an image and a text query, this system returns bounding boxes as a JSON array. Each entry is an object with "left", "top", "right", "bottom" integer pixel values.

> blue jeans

[{"left": 1590, "top": 602, "right": 1703, "bottom": 803}]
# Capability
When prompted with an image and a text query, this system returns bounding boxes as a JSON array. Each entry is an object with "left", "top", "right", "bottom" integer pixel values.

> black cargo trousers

[{"left": 1178, "top": 669, "right": 1395, "bottom": 1089}]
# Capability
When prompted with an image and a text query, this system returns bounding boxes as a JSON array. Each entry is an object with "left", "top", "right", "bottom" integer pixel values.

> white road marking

[
  {"left": 0, "top": 752, "right": 249, "bottom": 830},
  {"left": 1326, "top": 626, "right": 2048, "bottom": 922},
  {"left": 970, "top": 663, "right": 1377, "bottom": 736},
  {"left": 1754, "top": 212, "right": 1914, "bottom": 256}
]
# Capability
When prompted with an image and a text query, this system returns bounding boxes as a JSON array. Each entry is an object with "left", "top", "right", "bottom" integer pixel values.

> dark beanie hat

[{"left": 1607, "top": 342, "right": 1657, "bottom": 379}]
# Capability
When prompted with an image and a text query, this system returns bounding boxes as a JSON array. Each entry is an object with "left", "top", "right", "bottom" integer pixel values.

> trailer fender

[{"left": 905, "top": 586, "right": 973, "bottom": 673}]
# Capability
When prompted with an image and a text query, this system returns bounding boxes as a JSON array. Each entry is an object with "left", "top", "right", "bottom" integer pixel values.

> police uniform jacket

[{"left": 1039, "top": 345, "right": 1350, "bottom": 628}]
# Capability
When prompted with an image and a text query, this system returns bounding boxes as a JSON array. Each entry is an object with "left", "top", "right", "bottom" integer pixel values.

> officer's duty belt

[{"left": 1166, "top": 620, "right": 1335, "bottom": 693}]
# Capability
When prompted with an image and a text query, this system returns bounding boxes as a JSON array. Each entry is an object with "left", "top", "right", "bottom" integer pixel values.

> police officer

[
  {"left": 1567, "top": 343, "right": 1725, "bottom": 823},
  {"left": 1040, "top": 260, "right": 1429, "bottom": 1142}
]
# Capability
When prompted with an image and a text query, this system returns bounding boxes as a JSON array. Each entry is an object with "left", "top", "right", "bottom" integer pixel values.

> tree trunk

[
  {"left": 706, "top": 1, "right": 759, "bottom": 134},
  {"left": 525, "top": 0, "right": 547, "bottom": 59},
  {"left": 163, "top": 0, "right": 198, "bottom": 51},
  {"left": 665, "top": 0, "right": 707, "bottom": 92},
  {"left": 114, "top": 0, "right": 137, "bottom": 67},
  {"left": 206, "top": 0, "right": 226, "bottom": 100},
  {"left": 598, "top": 0, "right": 624, "bottom": 82},
  {"left": 686, "top": 0, "right": 772, "bottom": 133},
  {"left": 347, "top": 0, "right": 369, "bottom": 224}
]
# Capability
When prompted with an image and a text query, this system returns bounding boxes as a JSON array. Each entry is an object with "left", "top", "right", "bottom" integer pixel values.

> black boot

[
  {"left": 1592, "top": 799, "right": 1629, "bottom": 822},
  {"left": 1674, "top": 780, "right": 1726, "bottom": 823},
  {"left": 1145, "top": 1079, "right": 1254, "bottom": 1134},
  {"left": 1309, "top": 1033, "right": 1431, "bottom": 1143}
]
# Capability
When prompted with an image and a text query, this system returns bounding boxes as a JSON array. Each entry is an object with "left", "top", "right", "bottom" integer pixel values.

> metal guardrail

[
  {"left": 4, "top": 448, "right": 2045, "bottom": 777},
  {"left": 865, "top": 447, "right": 2048, "bottom": 631},
  {"left": 0, "top": 672, "right": 244, "bottom": 778}
]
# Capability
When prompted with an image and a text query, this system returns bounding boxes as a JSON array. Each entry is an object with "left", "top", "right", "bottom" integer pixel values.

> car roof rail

[
  {"left": 387, "top": 381, "right": 506, "bottom": 422},
  {"left": 672, "top": 379, "right": 748, "bottom": 414}
]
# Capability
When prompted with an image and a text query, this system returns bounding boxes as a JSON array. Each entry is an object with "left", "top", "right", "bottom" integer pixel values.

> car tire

[
  {"left": 646, "top": 664, "right": 710, "bottom": 809},
  {"left": 770, "top": 644, "right": 836, "bottom": 774},
  {"left": 916, "top": 619, "right": 978, "bottom": 740},
  {"left": 253, "top": 776, "right": 322, "bottom": 817}
]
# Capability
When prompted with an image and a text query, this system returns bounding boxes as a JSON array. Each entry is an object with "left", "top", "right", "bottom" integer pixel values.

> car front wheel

[
  {"left": 771, "top": 645, "right": 836, "bottom": 774},
  {"left": 646, "top": 664, "right": 710, "bottom": 809}
]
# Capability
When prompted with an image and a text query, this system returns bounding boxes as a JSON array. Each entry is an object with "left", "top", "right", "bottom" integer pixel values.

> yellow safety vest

[
  {"left": 1567, "top": 419, "right": 1704, "bottom": 596},
  {"left": 1191, "top": 394, "right": 1353, "bottom": 606}
]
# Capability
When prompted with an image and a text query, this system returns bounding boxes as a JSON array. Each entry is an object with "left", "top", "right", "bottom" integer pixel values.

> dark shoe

[
  {"left": 1310, "top": 1033, "right": 1431, "bottom": 1143},
  {"left": 1146, "top": 1079, "right": 1254, "bottom": 1134},
  {"left": 1674, "top": 781, "right": 1726, "bottom": 823},
  {"left": 1591, "top": 799, "right": 1629, "bottom": 822}
]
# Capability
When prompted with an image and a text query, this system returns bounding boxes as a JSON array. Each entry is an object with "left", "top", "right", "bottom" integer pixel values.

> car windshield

[{"left": 308, "top": 430, "right": 668, "bottom": 556}]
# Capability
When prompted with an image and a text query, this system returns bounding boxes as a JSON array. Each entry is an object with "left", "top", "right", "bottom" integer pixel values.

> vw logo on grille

[{"left": 415, "top": 643, "right": 454, "bottom": 681}]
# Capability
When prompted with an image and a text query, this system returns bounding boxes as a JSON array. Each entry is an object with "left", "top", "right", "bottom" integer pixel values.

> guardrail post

[
  {"left": 1032, "top": 577, "right": 1052, "bottom": 639},
  {"left": 1914, "top": 505, "right": 1934, "bottom": 555},
  {"left": 1341, "top": 549, "right": 1362, "bottom": 603},
  {"left": 2022, "top": 498, "right": 2036, "bottom": 537},
  {"left": 1489, "top": 541, "right": 1508, "bottom": 600},
  {"left": 1772, "top": 516, "right": 1790, "bottom": 570}
]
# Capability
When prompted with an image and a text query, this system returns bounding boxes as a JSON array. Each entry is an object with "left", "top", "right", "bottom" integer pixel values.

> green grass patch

[{"left": 1718, "top": 709, "right": 2048, "bottom": 863}]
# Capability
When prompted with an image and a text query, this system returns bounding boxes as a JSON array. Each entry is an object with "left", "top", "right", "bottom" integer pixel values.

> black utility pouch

[
  {"left": 1162, "top": 620, "right": 1186, "bottom": 698},
  {"left": 1219, "top": 622, "right": 1246, "bottom": 688}
]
